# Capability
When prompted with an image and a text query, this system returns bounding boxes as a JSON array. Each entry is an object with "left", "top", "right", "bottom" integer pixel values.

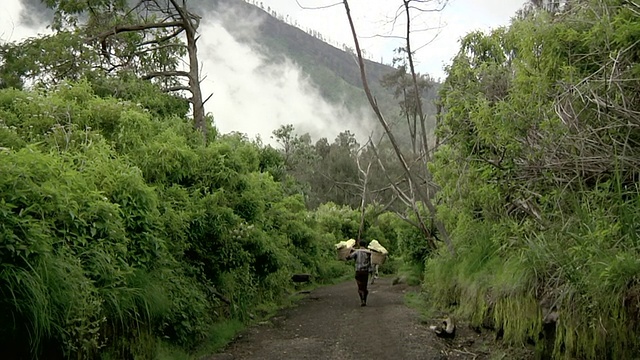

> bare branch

[
  {"left": 202, "top": 93, "right": 214, "bottom": 106},
  {"left": 138, "top": 27, "right": 185, "bottom": 46},
  {"left": 135, "top": 42, "right": 187, "bottom": 56},
  {"left": 90, "top": 20, "right": 184, "bottom": 42},
  {"left": 165, "top": 85, "right": 191, "bottom": 92},
  {"left": 343, "top": 0, "right": 454, "bottom": 256},
  {"left": 142, "top": 70, "right": 190, "bottom": 79}
]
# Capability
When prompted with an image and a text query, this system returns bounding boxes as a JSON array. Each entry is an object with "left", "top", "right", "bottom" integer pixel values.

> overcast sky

[
  {"left": 267, "top": 0, "right": 527, "bottom": 80},
  {"left": 0, "top": 0, "right": 527, "bottom": 143}
]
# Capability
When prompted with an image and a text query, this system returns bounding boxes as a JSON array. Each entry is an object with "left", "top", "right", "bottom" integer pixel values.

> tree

[
  {"left": 271, "top": 125, "right": 373, "bottom": 209},
  {"left": 0, "top": 31, "right": 100, "bottom": 88},
  {"left": 11, "top": 0, "right": 209, "bottom": 136},
  {"left": 341, "top": 0, "right": 455, "bottom": 256},
  {"left": 381, "top": 63, "right": 437, "bottom": 155}
]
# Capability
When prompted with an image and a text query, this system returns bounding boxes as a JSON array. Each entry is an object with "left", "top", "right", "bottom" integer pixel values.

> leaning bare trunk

[
  {"left": 357, "top": 161, "right": 372, "bottom": 242},
  {"left": 403, "top": 0, "right": 435, "bottom": 201},
  {"left": 186, "top": 29, "right": 206, "bottom": 136},
  {"left": 342, "top": 0, "right": 455, "bottom": 256},
  {"left": 171, "top": 0, "right": 207, "bottom": 138}
]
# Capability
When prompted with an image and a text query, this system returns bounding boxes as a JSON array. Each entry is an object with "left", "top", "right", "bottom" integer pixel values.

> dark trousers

[{"left": 355, "top": 270, "right": 369, "bottom": 302}]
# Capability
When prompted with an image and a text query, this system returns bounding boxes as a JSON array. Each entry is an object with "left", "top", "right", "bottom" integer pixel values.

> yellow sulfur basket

[
  {"left": 337, "top": 247, "right": 352, "bottom": 260},
  {"left": 371, "top": 251, "right": 386, "bottom": 265}
]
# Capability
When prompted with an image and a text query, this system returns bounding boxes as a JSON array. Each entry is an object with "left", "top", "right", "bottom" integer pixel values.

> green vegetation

[
  {"left": 0, "top": 78, "right": 407, "bottom": 358},
  {"left": 0, "top": 2, "right": 413, "bottom": 357},
  {"left": 420, "top": 1, "right": 640, "bottom": 358},
  {"left": 3, "top": 0, "right": 639, "bottom": 359}
]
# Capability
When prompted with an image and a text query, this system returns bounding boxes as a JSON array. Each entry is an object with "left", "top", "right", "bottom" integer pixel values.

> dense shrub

[
  {"left": 0, "top": 80, "right": 385, "bottom": 358},
  {"left": 429, "top": 1, "right": 640, "bottom": 358}
]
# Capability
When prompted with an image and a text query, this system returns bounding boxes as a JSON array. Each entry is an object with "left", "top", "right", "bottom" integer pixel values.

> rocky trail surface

[{"left": 205, "top": 277, "right": 531, "bottom": 360}]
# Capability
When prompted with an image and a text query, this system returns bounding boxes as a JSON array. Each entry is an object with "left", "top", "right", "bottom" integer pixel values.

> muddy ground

[{"left": 204, "top": 277, "right": 534, "bottom": 360}]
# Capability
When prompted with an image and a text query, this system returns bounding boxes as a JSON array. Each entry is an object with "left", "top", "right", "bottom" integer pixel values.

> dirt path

[{"left": 205, "top": 277, "right": 500, "bottom": 360}]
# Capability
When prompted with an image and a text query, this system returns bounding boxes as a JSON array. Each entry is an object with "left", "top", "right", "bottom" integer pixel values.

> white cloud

[
  {"left": 197, "top": 14, "right": 376, "bottom": 144},
  {"left": 0, "top": 0, "right": 50, "bottom": 43}
]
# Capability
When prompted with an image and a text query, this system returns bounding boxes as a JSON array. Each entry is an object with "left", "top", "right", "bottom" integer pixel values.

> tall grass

[
  {"left": 0, "top": 251, "right": 103, "bottom": 358},
  {"left": 423, "top": 179, "right": 640, "bottom": 359}
]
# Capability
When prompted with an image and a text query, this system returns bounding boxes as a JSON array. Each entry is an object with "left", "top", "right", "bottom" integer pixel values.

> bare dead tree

[
  {"left": 341, "top": 0, "right": 455, "bottom": 256},
  {"left": 369, "top": 138, "right": 437, "bottom": 250},
  {"left": 403, "top": 0, "right": 432, "bottom": 163},
  {"left": 355, "top": 141, "right": 373, "bottom": 241}
]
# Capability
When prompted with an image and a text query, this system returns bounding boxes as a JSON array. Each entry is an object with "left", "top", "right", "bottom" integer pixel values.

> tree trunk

[
  {"left": 342, "top": 0, "right": 455, "bottom": 256},
  {"left": 186, "top": 28, "right": 206, "bottom": 136},
  {"left": 171, "top": 0, "right": 207, "bottom": 138}
]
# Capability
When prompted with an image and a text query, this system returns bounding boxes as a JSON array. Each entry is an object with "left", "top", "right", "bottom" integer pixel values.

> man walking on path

[{"left": 347, "top": 240, "right": 372, "bottom": 306}]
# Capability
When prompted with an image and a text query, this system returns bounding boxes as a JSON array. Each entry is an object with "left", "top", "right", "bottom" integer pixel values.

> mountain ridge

[{"left": 201, "top": 0, "right": 403, "bottom": 121}]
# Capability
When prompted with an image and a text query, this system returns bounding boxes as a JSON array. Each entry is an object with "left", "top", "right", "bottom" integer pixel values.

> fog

[
  {"left": 197, "top": 8, "right": 376, "bottom": 144},
  {"left": 1, "top": 0, "right": 377, "bottom": 146}
]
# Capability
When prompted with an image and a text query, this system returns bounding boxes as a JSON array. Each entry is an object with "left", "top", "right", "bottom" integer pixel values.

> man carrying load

[{"left": 346, "top": 240, "right": 372, "bottom": 306}]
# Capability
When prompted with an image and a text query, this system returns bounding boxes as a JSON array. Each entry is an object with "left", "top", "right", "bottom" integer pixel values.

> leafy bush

[
  {"left": 429, "top": 1, "right": 640, "bottom": 358},
  {"left": 0, "top": 78, "right": 408, "bottom": 358}
]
